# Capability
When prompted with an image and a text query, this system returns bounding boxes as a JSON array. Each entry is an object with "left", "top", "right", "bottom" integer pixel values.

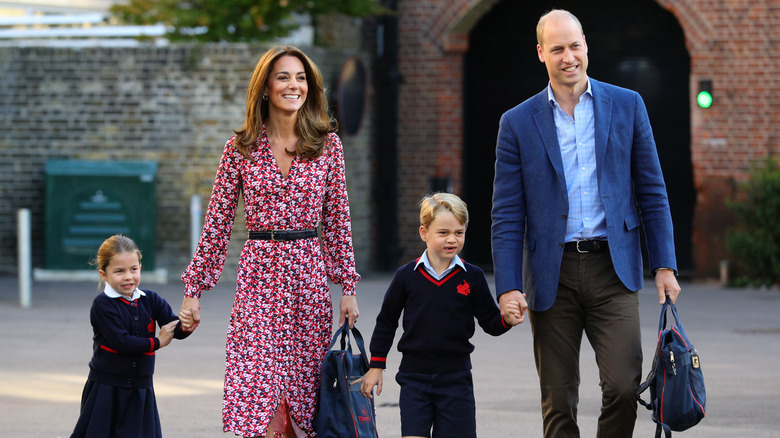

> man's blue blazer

[{"left": 491, "top": 78, "right": 677, "bottom": 312}]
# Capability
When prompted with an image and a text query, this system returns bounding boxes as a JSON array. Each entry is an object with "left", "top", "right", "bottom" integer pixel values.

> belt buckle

[
  {"left": 270, "top": 230, "right": 281, "bottom": 242},
  {"left": 576, "top": 239, "right": 589, "bottom": 254}
]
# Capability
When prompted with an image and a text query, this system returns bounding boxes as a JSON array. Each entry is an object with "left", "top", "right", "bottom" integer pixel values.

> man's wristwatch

[{"left": 653, "top": 267, "right": 675, "bottom": 275}]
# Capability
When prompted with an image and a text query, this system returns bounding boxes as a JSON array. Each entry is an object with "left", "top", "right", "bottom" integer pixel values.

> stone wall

[{"left": 0, "top": 44, "right": 375, "bottom": 282}]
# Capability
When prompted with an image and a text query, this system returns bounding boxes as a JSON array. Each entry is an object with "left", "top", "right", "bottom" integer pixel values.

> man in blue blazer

[{"left": 491, "top": 9, "right": 682, "bottom": 438}]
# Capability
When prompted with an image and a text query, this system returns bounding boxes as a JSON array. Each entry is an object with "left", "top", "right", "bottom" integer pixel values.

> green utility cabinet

[{"left": 44, "top": 160, "right": 158, "bottom": 270}]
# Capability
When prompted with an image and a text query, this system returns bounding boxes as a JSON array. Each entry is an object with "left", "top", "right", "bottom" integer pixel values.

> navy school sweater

[
  {"left": 368, "top": 259, "right": 511, "bottom": 374},
  {"left": 87, "top": 289, "right": 189, "bottom": 388}
]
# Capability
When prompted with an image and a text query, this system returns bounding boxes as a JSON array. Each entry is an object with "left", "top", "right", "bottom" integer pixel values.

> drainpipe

[{"left": 374, "top": 0, "right": 403, "bottom": 270}]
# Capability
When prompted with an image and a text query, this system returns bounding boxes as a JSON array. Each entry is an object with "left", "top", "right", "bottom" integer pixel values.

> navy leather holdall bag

[
  {"left": 638, "top": 296, "right": 706, "bottom": 437},
  {"left": 314, "top": 324, "right": 379, "bottom": 438}
]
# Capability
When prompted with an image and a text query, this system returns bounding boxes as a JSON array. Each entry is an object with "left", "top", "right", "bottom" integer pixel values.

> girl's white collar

[{"left": 103, "top": 284, "right": 145, "bottom": 301}]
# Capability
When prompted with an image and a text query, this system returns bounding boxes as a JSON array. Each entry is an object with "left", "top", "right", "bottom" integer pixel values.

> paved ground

[{"left": 1, "top": 272, "right": 779, "bottom": 437}]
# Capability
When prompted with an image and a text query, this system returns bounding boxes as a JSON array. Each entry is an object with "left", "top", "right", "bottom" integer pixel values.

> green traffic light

[{"left": 697, "top": 91, "right": 713, "bottom": 108}]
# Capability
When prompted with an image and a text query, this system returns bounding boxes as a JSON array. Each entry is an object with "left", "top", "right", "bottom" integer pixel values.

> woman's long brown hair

[{"left": 233, "top": 46, "right": 337, "bottom": 160}]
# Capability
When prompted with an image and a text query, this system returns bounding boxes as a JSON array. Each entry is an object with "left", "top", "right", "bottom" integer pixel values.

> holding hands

[
  {"left": 158, "top": 320, "right": 179, "bottom": 348},
  {"left": 503, "top": 299, "right": 526, "bottom": 326},
  {"left": 499, "top": 290, "right": 528, "bottom": 326},
  {"left": 179, "top": 309, "right": 195, "bottom": 331},
  {"left": 179, "top": 296, "right": 201, "bottom": 333}
]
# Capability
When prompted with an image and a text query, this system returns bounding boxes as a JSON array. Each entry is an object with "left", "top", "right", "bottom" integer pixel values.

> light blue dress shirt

[
  {"left": 547, "top": 79, "right": 607, "bottom": 242},
  {"left": 415, "top": 250, "right": 466, "bottom": 280}
]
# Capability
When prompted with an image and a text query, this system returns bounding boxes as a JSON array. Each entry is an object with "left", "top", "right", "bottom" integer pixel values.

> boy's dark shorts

[{"left": 395, "top": 369, "right": 476, "bottom": 438}]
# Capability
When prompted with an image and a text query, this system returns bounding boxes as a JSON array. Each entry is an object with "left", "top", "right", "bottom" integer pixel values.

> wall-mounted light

[{"left": 697, "top": 80, "right": 713, "bottom": 109}]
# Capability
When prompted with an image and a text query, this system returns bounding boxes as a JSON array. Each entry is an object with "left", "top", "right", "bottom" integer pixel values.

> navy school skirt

[{"left": 70, "top": 380, "right": 162, "bottom": 438}]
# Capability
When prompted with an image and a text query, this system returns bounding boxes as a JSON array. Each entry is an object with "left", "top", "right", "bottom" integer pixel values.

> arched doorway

[{"left": 463, "top": 0, "right": 694, "bottom": 273}]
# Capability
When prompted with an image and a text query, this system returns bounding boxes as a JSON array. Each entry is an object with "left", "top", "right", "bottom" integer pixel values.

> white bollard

[
  {"left": 719, "top": 260, "right": 730, "bottom": 287},
  {"left": 17, "top": 208, "right": 32, "bottom": 309},
  {"left": 190, "top": 194, "right": 202, "bottom": 256}
]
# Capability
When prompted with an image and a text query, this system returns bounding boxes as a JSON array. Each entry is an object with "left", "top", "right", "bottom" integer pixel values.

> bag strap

[
  {"left": 637, "top": 345, "right": 659, "bottom": 410},
  {"left": 639, "top": 296, "right": 676, "bottom": 409},
  {"left": 350, "top": 326, "right": 370, "bottom": 368},
  {"left": 327, "top": 323, "right": 350, "bottom": 352},
  {"left": 659, "top": 295, "right": 672, "bottom": 331},
  {"left": 328, "top": 324, "right": 370, "bottom": 369},
  {"left": 655, "top": 422, "right": 672, "bottom": 438},
  {"left": 659, "top": 295, "right": 692, "bottom": 343},
  {"left": 649, "top": 296, "right": 681, "bottom": 438}
]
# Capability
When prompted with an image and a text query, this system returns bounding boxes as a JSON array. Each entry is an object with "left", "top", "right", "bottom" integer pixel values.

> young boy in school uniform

[{"left": 360, "top": 193, "right": 524, "bottom": 438}]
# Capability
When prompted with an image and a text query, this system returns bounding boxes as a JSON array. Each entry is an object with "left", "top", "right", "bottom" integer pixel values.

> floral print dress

[{"left": 181, "top": 128, "right": 360, "bottom": 437}]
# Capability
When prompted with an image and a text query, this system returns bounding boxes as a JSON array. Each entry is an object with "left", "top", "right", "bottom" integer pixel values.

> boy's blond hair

[{"left": 419, "top": 193, "right": 469, "bottom": 229}]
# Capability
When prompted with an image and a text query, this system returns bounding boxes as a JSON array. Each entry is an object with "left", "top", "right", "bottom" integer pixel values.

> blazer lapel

[
  {"left": 591, "top": 79, "right": 612, "bottom": 182},
  {"left": 532, "top": 91, "right": 567, "bottom": 193}
]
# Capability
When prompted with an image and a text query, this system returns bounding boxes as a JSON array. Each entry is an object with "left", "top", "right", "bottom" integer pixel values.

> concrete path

[{"left": 1, "top": 273, "right": 778, "bottom": 437}]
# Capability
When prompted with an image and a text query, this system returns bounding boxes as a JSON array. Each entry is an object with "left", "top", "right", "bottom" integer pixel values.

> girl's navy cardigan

[
  {"left": 368, "top": 259, "right": 511, "bottom": 374},
  {"left": 87, "top": 289, "right": 189, "bottom": 388}
]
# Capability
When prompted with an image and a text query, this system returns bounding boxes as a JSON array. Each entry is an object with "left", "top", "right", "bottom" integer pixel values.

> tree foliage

[
  {"left": 110, "top": 0, "right": 386, "bottom": 42},
  {"left": 726, "top": 158, "right": 780, "bottom": 287}
]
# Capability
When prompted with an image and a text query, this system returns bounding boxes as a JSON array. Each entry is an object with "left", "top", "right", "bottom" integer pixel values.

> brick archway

[
  {"left": 393, "top": 0, "right": 695, "bottom": 266},
  {"left": 393, "top": 0, "right": 502, "bottom": 263}
]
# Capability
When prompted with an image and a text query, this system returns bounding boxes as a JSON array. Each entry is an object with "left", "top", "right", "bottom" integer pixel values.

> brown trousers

[{"left": 529, "top": 250, "right": 642, "bottom": 438}]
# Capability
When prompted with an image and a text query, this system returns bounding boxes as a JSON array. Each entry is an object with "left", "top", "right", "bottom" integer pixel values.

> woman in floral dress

[{"left": 179, "top": 46, "right": 361, "bottom": 438}]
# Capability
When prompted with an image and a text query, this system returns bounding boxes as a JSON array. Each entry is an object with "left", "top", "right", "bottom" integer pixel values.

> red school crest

[
  {"left": 457, "top": 280, "right": 471, "bottom": 296},
  {"left": 148, "top": 318, "right": 155, "bottom": 333}
]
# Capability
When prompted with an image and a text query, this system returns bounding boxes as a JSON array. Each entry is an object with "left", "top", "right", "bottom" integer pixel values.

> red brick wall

[
  {"left": 394, "top": 0, "right": 780, "bottom": 277},
  {"left": 395, "top": 0, "right": 480, "bottom": 263},
  {"left": 659, "top": 0, "right": 780, "bottom": 276}
]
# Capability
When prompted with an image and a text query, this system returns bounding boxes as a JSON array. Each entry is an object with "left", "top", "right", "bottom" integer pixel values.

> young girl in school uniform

[{"left": 71, "top": 234, "right": 190, "bottom": 438}]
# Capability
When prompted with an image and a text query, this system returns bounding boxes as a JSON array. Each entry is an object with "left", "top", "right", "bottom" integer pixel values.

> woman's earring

[{"left": 262, "top": 95, "right": 268, "bottom": 101}]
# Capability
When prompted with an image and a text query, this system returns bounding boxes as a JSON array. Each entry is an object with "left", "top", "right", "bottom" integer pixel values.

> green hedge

[{"left": 726, "top": 158, "right": 780, "bottom": 287}]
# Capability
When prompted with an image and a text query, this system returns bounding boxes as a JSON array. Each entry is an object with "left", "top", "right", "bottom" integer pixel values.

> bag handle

[
  {"left": 327, "top": 324, "right": 370, "bottom": 369},
  {"left": 641, "top": 296, "right": 681, "bottom": 406},
  {"left": 658, "top": 294, "right": 690, "bottom": 340},
  {"left": 347, "top": 325, "right": 369, "bottom": 369}
]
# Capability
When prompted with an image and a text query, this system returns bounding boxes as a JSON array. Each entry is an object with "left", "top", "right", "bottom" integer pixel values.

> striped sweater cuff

[{"left": 369, "top": 357, "right": 387, "bottom": 369}]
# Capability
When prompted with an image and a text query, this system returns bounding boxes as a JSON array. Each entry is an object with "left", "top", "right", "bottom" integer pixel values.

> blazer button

[
  {"left": 562, "top": 214, "right": 567, "bottom": 220},
  {"left": 559, "top": 242, "right": 564, "bottom": 248},
  {"left": 134, "top": 315, "right": 139, "bottom": 320}
]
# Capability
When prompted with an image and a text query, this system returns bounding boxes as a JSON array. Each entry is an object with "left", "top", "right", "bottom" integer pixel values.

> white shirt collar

[
  {"left": 415, "top": 250, "right": 466, "bottom": 278},
  {"left": 103, "top": 284, "right": 146, "bottom": 301}
]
